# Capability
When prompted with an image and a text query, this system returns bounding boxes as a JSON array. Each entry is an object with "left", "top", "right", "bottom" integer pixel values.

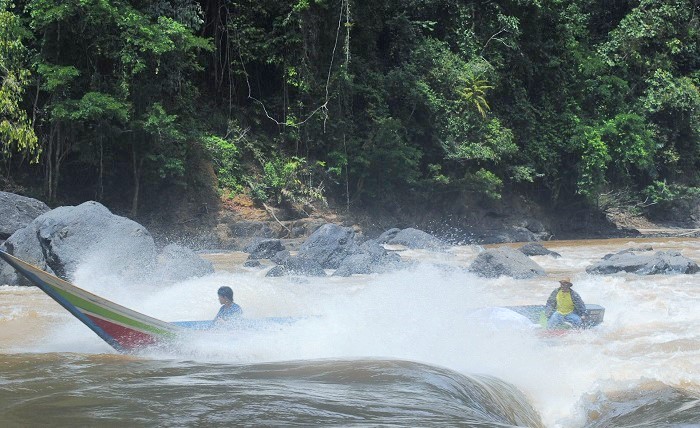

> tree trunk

[
  {"left": 45, "top": 124, "right": 54, "bottom": 199},
  {"left": 50, "top": 123, "right": 63, "bottom": 202},
  {"left": 131, "top": 143, "right": 143, "bottom": 218},
  {"left": 97, "top": 135, "right": 104, "bottom": 201}
]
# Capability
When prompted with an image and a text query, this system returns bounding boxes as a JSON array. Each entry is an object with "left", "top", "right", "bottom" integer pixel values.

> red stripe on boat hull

[{"left": 86, "top": 314, "right": 160, "bottom": 350}]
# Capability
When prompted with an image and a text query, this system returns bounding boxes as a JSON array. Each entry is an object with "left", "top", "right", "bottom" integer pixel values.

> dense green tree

[
  {"left": 0, "top": 0, "right": 698, "bottom": 217},
  {"left": 0, "top": 1, "right": 38, "bottom": 166}
]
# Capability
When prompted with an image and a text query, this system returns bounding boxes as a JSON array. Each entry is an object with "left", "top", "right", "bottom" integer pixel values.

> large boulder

[
  {"left": 245, "top": 238, "right": 285, "bottom": 260},
  {"left": 332, "top": 240, "right": 404, "bottom": 277},
  {"left": 586, "top": 250, "right": 700, "bottom": 275},
  {"left": 297, "top": 223, "right": 360, "bottom": 269},
  {"left": 0, "top": 192, "right": 50, "bottom": 240},
  {"left": 387, "top": 228, "right": 446, "bottom": 250},
  {"left": 376, "top": 228, "right": 401, "bottom": 244},
  {"left": 332, "top": 253, "right": 375, "bottom": 276},
  {"left": 468, "top": 247, "right": 546, "bottom": 279},
  {"left": 0, "top": 202, "right": 157, "bottom": 285},
  {"left": 518, "top": 243, "right": 561, "bottom": 258},
  {"left": 1, "top": 201, "right": 212, "bottom": 286},
  {"left": 271, "top": 250, "right": 291, "bottom": 265}
]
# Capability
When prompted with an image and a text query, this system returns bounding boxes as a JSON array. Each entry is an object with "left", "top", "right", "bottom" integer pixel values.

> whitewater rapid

[{"left": 2, "top": 238, "right": 699, "bottom": 427}]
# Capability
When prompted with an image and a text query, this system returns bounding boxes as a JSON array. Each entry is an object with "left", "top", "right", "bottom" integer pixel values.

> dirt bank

[{"left": 142, "top": 191, "right": 699, "bottom": 251}]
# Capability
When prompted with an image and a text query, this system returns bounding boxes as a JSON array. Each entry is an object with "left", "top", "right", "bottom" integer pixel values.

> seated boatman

[
  {"left": 544, "top": 278, "right": 586, "bottom": 329},
  {"left": 214, "top": 286, "right": 242, "bottom": 322}
]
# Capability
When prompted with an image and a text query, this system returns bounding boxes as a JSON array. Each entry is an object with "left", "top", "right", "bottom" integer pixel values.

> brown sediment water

[{"left": 1, "top": 238, "right": 699, "bottom": 427}]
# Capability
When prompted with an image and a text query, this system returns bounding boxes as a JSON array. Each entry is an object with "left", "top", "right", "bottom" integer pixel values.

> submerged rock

[
  {"left": 587, "top": 250, "right": 700, "bottom": 275},
  {"left": 244, "top": 259, "right": 262, "bottom": 268},
  {"left": 469, "top": 247, "right": 546, "bottom": 279},
  {"left": 266, "top": 255, "right": 326, "bottom": 277},
  {"left": 518, "top": 243, "right": 561, "bottom": 258}
]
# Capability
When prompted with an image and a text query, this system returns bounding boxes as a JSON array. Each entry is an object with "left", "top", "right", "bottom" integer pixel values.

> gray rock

[
  {"left": 359, "top": 240, "right": 389, "bottom": 261},
  {"left": 297, "top": 223, "right": 360, "bottom": 269},
  {"left": 601, "top": 246, "right": 654, "bottom": 260},
  {"left": 518, "top": 243, "right": 561, "bottom": 258},
  {"left": 587, "top": 250, "right": 700, "bottom": 275},
  {"left": 0, "top": 192, "right": 50, "bottom": 240},
  {"left": 1, "top": 201, "right": 157, "bottom": 285},
  {"left": 520, "top": 218, "right": 547, "bottom": 234},
  {"left": 271, "top": 250, "right": 290, "bottom": 265},
  {"left": 1, "top": 231, "right": 55, "bottom": 286},
  {"left": 331, "top": 239, "right": 406, "bottom": 277},
  {"left": 376, "top": 228, "right": 401, "bottom": 244},
  {"left": 265, "top": 265, "right": 286, "bottom": 277},
  {"left": 333, "top": 253, "right": 375, "bottom": 277},
  {"left": 629, "top": 245, "right": 654, "bottom": 252},
  {"left": 38, "top": 202, "right": 157, "bottom": 279},
  {"left": 510, "top": 226, "right": 539, "bottom": 243},
  {"left": 244, "top": 238, "right": 284, "bottom": 259},
  {"left": 265, "top": 255, "right": 326, "bottom": 277},
  {"left": 387, "top": 228, "right": 446, "bottom": 249},
  {"left": 155, "top": 244, "right": 214, "bottom": 282},
  {"left": 469, "top": 247, "right": 546, "bottom": 279},
  {"left": 244, "top": 259, "right": 261, "bottom": 268}
]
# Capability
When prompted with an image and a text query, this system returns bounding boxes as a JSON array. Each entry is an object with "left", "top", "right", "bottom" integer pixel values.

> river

[{"left": 1, "top": 238, "right": 699, "bottom": 427}]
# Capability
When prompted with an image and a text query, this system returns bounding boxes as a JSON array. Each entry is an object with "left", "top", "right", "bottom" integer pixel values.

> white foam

[{"left": 3, "top": 238, "right": 700, "bottom": 428}]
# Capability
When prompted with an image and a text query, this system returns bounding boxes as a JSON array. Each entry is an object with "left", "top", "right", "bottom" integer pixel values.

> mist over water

[{"left": 2, "top": 238, "right": 699, "bottom": 427}]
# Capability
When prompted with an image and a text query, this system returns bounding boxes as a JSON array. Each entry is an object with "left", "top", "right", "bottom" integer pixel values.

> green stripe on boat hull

[{"left": 0, "top": 250, "right": 181, "bottom": 352}]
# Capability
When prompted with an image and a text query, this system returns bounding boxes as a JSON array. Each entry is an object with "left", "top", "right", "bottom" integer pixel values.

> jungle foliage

[{"left": 1, "top": 0, "right": 699, "bottom": 216}]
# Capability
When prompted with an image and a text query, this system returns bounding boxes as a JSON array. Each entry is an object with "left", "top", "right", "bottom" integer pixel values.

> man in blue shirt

[{"left": 215, "top": 286, "right": 242, "bottom": 322}]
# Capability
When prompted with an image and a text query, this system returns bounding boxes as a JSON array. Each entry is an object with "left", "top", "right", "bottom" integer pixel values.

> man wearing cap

[{"left": 544, "top": 278, "right": 586, "bottom": 329}]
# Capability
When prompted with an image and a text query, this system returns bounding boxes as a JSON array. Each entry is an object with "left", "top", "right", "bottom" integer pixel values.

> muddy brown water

[{"left": 2, "top": 238, "right": 699, "bottom": 427}]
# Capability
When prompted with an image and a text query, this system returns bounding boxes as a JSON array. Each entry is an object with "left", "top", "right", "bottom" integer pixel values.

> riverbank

[
  {"left": 140, "top": 191, "right": 699, "bottom": 252},
  {"left": 2, "top": 184, "right": 697, "bottom": 253}
]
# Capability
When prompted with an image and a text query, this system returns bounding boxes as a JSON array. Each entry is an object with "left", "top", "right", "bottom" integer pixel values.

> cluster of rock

[
  {"left": 243, "top": 225, "right": 431, "bottom": 277},
  {"left": 242, "top": 228, "right": 572, "bottom": 279},
  {"left": 0, "top": 197, "right": 213, "bottom": 286},
  {"left": 463, "top": 241, "right": 700, "bottom": 278},
  {"left": 586, "top": 247, "right": 700, "bottom": 275}
]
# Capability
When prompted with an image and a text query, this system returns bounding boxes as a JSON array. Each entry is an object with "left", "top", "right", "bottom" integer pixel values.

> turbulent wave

[
  {"left": 582, "top": 381, "right": 700, "bottom": 428},
  {"left": 2, "top": 238, "right": 700, "bottom": 427},
  {"left": 0, "top": 354, "right": 543, "bottom": 427}
]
